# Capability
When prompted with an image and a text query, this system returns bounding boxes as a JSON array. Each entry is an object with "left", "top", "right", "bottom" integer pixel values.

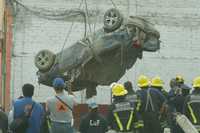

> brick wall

[{"left": 11, "top": 0, "right": 200, "bottom": 105}]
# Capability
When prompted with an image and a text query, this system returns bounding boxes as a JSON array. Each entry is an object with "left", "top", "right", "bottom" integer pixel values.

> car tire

[
  {"left": 34, "top": 50, "right": 56, "bottom": 72},
  {"left": 103, "top": 8, "right": 123, "bottom": 32}
]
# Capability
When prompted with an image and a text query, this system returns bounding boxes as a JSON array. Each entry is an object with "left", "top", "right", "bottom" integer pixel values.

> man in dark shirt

[
  {"left": 11, "top": 83, "right": 44, "bottom": 133},
  {"left": 183, "top": 76, "right": 200, "bottom": 132},
  {"left": 79, "top": 102, "right": 108, "bottom": 133},
  {"left": 124, "top": 81, "right": 144, "bottom": 132},
  {"left": 151, "top": 76, "right": 168, "bottom": 97},
  {"left": 107, "top": 83, "right": 143, "bottom": 132},
  {"left": 137, "top": 75, "right": 166, "bottom": 133},
  {"left": 0, "top": 107, "right": 8, "bottom": 133}
]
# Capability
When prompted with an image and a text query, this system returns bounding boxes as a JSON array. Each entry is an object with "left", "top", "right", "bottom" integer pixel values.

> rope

[
  {"left": 84, "top": 0, "right": 92, "bottom": 35},
  {"left": 60, "top": 0, "right": 84, "bottom": 62},
  {"left": 93, "top": 0, "right": 99, "bottom": 34},
  {"left": 110, "top": 0, "right": 118, "bottom": 9},
  {"left": 135, "top": 0, "right": 138, "bottom": 15},
  {"left": 126, "top": 0, "right": 130, "bottom": 17},
  {"left": 20, "top": 11, "right": 26, "bottom": 94}
]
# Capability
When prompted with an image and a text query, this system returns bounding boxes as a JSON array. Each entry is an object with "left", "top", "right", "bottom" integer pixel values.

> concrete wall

[{"left": 11, "top": 0, "right": 200, "bottom": 104}]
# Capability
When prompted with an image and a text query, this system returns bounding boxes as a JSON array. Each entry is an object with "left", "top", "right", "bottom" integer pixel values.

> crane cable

[
  {"left": 59, "top": 0, "right": 85, "bottom": 62},
  {"left": 84, "top": 0, "right": 92, "bottom": 35},
  {"left": 110, "top": 0, "right": 118, "bottom": 9}
]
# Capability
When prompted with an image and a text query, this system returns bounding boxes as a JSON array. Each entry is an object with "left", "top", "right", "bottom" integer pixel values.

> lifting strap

[
  {"left": 145, "top": 89, "right": 155, "bottom": 112},
  {"left": 114, "top": 111, "right": 134, "bottom": 131},
  {"left": 188, "top": 103, "right": 197, "bottom": 124}
]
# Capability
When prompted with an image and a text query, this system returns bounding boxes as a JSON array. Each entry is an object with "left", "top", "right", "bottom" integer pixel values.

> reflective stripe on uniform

[
  {"left": 114, "top": 112, "right": 124, "bottom": 131},
  {"left": 136, "top": 99, "right": 141, "bottom": 111},
  {"left": 188, "top": 103, "right": 197, "bottom": 124},
  {"left": 47, "top": 118, "right": 52, "bottom": 129},
  {"left": 126, "top": 111, "right": 134, "bottom": 130},
  {"left": 114, "top": 111, "right": 134, "bottom": 131},
  {"left": 134, "top": 120, "right": 144, "bottom": 128}
]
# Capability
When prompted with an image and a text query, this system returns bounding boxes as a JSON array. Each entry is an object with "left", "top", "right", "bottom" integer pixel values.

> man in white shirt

[{"left": 46, "top": 77, "right": 77, "bottom": 133}]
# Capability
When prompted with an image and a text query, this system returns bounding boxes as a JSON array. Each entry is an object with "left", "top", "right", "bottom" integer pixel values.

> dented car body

[{"left": 35, "top": 9, "right": 160, "bottom": 98}]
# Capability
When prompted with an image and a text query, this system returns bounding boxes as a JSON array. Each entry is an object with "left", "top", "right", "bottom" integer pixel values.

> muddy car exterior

[{"left": 35, "top": 9, "right": 160, "bottom": 97}]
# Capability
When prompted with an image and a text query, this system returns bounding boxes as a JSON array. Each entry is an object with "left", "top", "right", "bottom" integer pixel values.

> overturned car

[{"left": 34, "top": 8, "right": 160, "bottom": 98}]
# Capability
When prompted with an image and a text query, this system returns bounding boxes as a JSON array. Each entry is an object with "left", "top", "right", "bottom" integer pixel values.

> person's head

[
  {"left": 22, "top": 83, "right": 34, "bottom": 97},
  {"left": 137, "top": 75, "right": 150, "bottom": 89},
  {"left": 170, "top": 78, "right": 177, "bottom": 89},
  {"left": 176, "top": 75, "right": 184, "bottom": 85},
  {"left": 192, "top": 76, "right": 200, "bottom": 90},
  {"left": 112, "top": 84, "right": 127, "bottom": 100},
  {"left": 151, "top": 76, "right": 164, "bottom": 89},
  {"left": 88, "top": 102, "right": 98, "bottom": 115},
  {"left": 52, "top": 77, "right": 65, "bottom": 93},
  {"left": 18, "top": 96, "right": 24, "bottom": 99},
  {"left": 124, "top": 81, "right": 135, "bottom": 94}
]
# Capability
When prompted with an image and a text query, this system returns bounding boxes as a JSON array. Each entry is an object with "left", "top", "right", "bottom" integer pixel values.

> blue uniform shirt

[
  {"left": 13, "top": 97, "right": 44, "bottom": 133},
  {"left": 137, "top": 88, "right": 166, "bottom": 112}
]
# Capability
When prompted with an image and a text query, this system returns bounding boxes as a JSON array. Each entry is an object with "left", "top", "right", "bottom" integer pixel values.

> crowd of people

[
  {"left": 104, "top": 75, "right": 200, "bottom": 133},
  {"left": 0, "top": 75, "right": 200, "bottom": 133}
]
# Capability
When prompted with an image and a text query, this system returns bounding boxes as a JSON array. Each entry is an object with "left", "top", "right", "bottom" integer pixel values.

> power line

[{"left": 11, "top": 0, "right": 88, "bottom": 21}]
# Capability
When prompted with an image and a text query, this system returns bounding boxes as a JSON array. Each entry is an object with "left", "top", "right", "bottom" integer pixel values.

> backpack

[{"left": 10, "top": 102, "right": 35, "bottom": 133}]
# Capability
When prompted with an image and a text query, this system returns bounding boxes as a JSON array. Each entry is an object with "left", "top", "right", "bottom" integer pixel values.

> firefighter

[
  {"left": 79, "top": 102, "right": 108, "bottom": 133},
  {"left": 124, "top": 81, "right": 136, "bottom": 101},
  {"left": 168, "top": 78, "right": 179, "bottom": 98},
  {"left": 168, "top": 75, "right": 190, "bottom": 113},
  {"left": 124, "top": 81, "right": 144, "bottom": 133},
  {"left": 168, "top": 75, "right": 191, "bottom": 99},
  {"left": 167, "top": 75, "right": 190, "bottom": 114},
  {"left": 176, "top": 75, "right": 184, "bottom": 85},
  {"left": 107, "top": 83, "right": 143, "bottom": 133},
  {"left": 183, "top": 76, "right": 200, "bottom": 132},
  {"left": 168, "top": 75, "right": 189, "bottom": 133},
  {"left": 0, "top": 106, "right": 8, "bottom": 133},
  {"left": 151, "top": 76, "right": 168, "bottom": 97},
  {"left": 176, "top": 75, "right": 191, "bottom": 96},
  {"left": 151, "top": 76, "right": 169, "bottom": 131},
  {"left": 137, "top": 75, "right": 166, "bottom": 133}
]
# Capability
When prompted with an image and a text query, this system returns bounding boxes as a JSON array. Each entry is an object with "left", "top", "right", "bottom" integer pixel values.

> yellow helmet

[
  {"left": 137, "top": 75, "right": 150, "bottom": 88},
  {"left": 192, "top": 76, "right": 200, "bottom": 88},
  {"left": 112, "top": 84, "right": 128, "bottom": 96},
  {"left": 151, "top": 76, "right": 164, "bottom": 87},
  {"left": 176, "top": 75, "right": 184, "bottom": 83}
]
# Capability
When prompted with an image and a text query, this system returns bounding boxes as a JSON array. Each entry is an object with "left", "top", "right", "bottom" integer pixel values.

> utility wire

[
  {"left": 11, "top": 0, "right": 200, "bottom": 27},
  {"left": 11, "top": 0, "right": 89, "bottom": 21}
]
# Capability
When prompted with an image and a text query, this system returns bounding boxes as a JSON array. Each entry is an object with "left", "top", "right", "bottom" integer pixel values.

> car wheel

[
  {"left": 34, "top": 50, "right": 56, "bottom": 72},
  {"left": 103, "top": 8, "right": 123, "bottom": 32}
]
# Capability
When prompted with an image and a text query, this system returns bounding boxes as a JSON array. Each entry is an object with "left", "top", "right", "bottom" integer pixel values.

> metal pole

[
  {"left": 0, "top": 0, "right": 5, "bottom": 41},
  {"left": 0, "top": 0, "right": 5, "bottom": 110}
]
